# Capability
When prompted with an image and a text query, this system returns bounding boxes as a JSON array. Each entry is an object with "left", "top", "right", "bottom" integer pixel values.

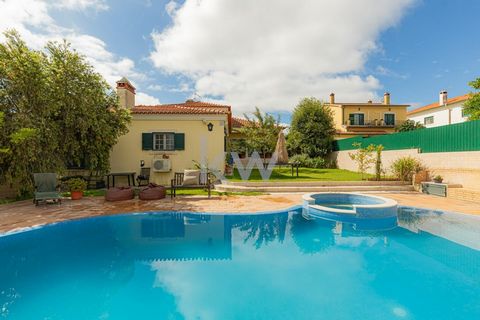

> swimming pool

[{"left": 1, "top": 208, "right": 479, "bottom": 319}]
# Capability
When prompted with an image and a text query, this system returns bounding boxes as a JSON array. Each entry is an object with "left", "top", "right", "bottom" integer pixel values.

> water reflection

[
  {"left": 0, "top": 209, "right": 479, "bottom": 319},
  {"left": 227, "top": 213, "right": 289, "bottom": 249},
  {"left": 114, "top": 213, "right": 232, "bottom": 262},
  {"left": 290, "top": 213, "right": 335, "bottom": 254}
]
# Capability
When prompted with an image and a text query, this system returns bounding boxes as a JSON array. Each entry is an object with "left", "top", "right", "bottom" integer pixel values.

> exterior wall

[
  {"left": 342, "top": 105, "right": 407, "bottom": 126},
  {"left": 330, "top": 149, "right": 480, "bottom": 190},
  {"left": 328, "top": 103, "right": 408, "bottom": 138},
  {"left": 329, "top": 105, "right": 343, "bottom": 130},
  {"left": 448, "top": 188, "right": 480, "bottom": 203},
  {"left": 408, "top": 102, "right": 467, "bottom": 128},
  {"left": 110, "top": 114, "right": 227, "bottom": 186}
]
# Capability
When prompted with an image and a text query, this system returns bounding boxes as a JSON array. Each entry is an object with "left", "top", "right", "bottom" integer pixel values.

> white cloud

[
  {"left": 375, "top": 65, "right": 408, "bottom": 80},
  {"left": 165, "top": 1, "right": 178, "bottom": 17},
  {"left": 148, "top": 82, "right": 192, "bottom": 93},
  {"left": 52, "top": 0, "right": 108, "bottom": 11},
  {"left": 150, "top": 0, "right": 415, "bottom": 113},
  {"left": 136, "top": 91, "right": 161, "bottom": 105},
  {"left": 0, "top": 0, "right": 144, "bottom": 88}
]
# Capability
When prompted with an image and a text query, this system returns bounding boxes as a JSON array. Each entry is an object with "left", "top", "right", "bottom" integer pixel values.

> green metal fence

[{"left": 333, "top": 120, "right": 480, "bottom": 153}]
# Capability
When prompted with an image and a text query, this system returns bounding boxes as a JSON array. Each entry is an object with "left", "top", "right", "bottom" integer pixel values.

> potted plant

[
  {"left": 67, "top": 178, "right": 88, "bottom": 200},
  {"left": 433, "top": 175, "right": 443, "bottom": 183}
]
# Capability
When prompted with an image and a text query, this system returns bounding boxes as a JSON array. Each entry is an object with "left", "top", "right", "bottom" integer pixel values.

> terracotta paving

[{"left": 0, "top": 192, "right": 479, "bottom": 234}]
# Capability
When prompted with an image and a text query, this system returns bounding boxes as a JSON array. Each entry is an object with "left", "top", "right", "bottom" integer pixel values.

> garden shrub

[
  {"left": 391, "top": 156, "right": 424, "bottom": 182},
  {"left": 289, "top": 154, "right": 329, "bottom": 168}
]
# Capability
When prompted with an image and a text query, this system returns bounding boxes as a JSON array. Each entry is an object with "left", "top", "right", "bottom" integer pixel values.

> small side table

[
  {"left": 106, "top": 172, "right": 136, "bottom": 189},
  {"left": 289, "top": 162, "right": 300, "bottom": 177}
]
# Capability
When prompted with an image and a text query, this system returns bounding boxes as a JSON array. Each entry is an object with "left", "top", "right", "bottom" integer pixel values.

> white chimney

[{"left": 439, "top": 90, "right": 448, "bottom": 106}]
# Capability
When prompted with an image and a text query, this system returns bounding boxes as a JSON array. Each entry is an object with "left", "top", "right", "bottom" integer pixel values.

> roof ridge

[{"left": 407, "top": 93, "right": 470, "bottom": 115}]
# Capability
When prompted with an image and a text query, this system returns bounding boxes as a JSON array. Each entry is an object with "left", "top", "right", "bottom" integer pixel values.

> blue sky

[{"left": 1, "top": 0, "right": 479, "bottom": 123}]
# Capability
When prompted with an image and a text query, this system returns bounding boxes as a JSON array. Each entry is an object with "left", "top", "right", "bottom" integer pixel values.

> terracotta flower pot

[{"left": 71, "top": 191, "right": 83, "bottom": 200}]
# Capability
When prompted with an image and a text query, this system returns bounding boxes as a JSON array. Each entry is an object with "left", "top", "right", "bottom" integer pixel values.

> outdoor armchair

[{"left": 33, "top": 173, "right": 62, "bottom": 206}]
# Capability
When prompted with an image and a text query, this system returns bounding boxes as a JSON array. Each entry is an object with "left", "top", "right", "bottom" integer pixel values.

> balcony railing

[{"left": 345, "top": 120, "right": 405, "bottom": 127}]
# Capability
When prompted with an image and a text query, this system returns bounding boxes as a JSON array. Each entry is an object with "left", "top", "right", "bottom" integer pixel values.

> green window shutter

[
  {"left": 349, "top": 114, "right": 354, "bottom": 125},
  {"left": 142, "top": 133, "right": 153, "bottom": 150},
  {"left": 174, "top": 133, "right": 185, "bottom": 150}
]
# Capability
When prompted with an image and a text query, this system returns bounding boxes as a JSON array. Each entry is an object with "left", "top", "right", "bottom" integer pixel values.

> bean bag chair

[
  {"left": 139, "top": 183, "right": 166, "bottom": 200},
  {"left": 105, "top": 186, "right": 135, "bottom": 202}
]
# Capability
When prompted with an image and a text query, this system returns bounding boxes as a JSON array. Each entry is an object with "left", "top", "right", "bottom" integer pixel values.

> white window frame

[
  {"left": 153, "top": 132, "right": 175, "bottom": 151},
  {"left": 349, "top": 113, "right": 365, "bottom": 125},
  {"left": 424, "top": 116, "right": 434, "bottom": 125}
]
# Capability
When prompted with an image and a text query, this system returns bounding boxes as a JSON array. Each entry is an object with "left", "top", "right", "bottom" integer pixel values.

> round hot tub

[{"left": 302, "top": 192, "right": 398, "bottom": 230}]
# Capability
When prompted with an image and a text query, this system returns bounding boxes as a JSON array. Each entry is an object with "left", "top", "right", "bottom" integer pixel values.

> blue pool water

[{"left": 1, "top": 208, "right": 480, "bottom": 319}]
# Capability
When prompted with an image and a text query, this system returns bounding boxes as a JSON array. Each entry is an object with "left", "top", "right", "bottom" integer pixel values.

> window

[
  {"left": 424, "top": 116, "right": 434, "bottom": 125},
  {"left": 349, "top": 113, "right": 365, "bottom": 125},
  {"left": 384, "top": 113, "right": 395, "bottom": 126},
  {"left": 153, "top": 133, "right": 175, "bottom": 151},
  {"left": 461, "top": 108, "right": 467, "bottom": 118}
]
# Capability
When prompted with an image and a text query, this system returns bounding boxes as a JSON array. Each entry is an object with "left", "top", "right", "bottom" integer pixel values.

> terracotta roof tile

[
  {"left": 232, "top": 117, "right": 250, "bottom": 128},
  {"left": 132, "top": 101, "right": 231, "bottom": 115},
  {"left": 131, "top": 101, "right": 232, "bottom": 133},
  {"left": 407, "top": 94, "right": 470, "bottom": 115}
]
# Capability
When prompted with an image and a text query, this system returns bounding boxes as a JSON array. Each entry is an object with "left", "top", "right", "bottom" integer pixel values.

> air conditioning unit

[{"left": 152, "top": 158, "right": 171, "bottom": 172}]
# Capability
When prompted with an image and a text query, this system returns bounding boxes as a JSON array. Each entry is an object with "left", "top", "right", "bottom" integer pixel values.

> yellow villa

[
  {"left": 110, "top": 77, "right": 232, "bottom": 185},
  {"left": 326, "top": 92, "right": 409, "bottom": 139}
]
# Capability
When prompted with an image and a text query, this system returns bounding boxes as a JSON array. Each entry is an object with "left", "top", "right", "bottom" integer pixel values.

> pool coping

[
  {"left": 0, "top": 205, "right": 304, "bottom": 237},
  {"left": 2, "top": 202, "right": 480, "bottom": 238},
  {"left": 303, "top": 192, "right": 398, "bottom": 215}
]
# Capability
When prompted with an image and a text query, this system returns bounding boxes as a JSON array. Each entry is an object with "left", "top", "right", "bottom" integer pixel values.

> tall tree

[
  {"left": 396, "top": 119, "right": 425, "bottom": 132},
  {"left": 287, "top": 97, "right": 335, "bottom": 157},
  {"left": 240, "top": 107, "right": 280, "bottom": 161},
  {"left": 463, "top": 77, "right": 480, "bottom": 120},
  {"left": 0, "top": 30, "right": 130, "bottom": 194}
]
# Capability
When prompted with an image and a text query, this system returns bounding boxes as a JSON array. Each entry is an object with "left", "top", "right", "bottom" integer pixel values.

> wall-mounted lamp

[
  {"left": 207, "top": 122, "right": 214, "bottom": 132},
  {"left": 140, "top": 160, "right": 145, "bottom": 167}
]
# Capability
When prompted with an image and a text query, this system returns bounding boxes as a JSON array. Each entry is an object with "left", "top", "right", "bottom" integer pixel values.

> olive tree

[{"left": 0, "top": 30, "right": 130, "bottom": 194}]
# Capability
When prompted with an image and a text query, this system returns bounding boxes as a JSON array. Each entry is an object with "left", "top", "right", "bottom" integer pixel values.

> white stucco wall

[
  {"left": 408, "top": 101, "right": 467, "bottom": 128},
  {"left": 331, "top": 149, "right": 480, "bottom": 190}
]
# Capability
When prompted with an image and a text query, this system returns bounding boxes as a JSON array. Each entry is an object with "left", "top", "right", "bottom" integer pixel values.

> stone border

[
  {"left": 302, "top": 192, "right": 398, "bottom": 215},
  {"left": 0, "top": 206, "right": 303, "bottom": 237}
]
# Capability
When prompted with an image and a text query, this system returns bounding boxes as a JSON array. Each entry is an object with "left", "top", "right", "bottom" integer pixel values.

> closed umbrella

[{"left": 274, "top": 130, "right": 289, "bottom": 164}]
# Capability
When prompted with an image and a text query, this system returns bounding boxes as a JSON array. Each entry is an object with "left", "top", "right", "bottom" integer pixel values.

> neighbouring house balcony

[{"left": 344, "top": 119, "right": 405, "bottom": 128}]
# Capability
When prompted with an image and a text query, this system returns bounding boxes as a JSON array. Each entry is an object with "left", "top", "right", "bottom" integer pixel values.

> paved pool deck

[{"left": 0, "top": 192, "right": 479, "bottom": 234}]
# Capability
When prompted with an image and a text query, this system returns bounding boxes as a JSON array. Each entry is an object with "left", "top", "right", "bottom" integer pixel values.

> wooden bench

[{"left": 170, "top": 172, "right": 213, "bottom": 198}]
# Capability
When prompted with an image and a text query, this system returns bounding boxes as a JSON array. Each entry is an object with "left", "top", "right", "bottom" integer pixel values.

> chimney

[
  {"left": 116, "top": 77, "right": 136, "bottom": 109},
  {"left": 329, "top": 93, "right": 335, "bottom": 104},
  {"left": 439, "top": 90, "right": 448, "bottom": 106},
  {"left": 383, "top": 92, "right": 390, "bottom": 105}
]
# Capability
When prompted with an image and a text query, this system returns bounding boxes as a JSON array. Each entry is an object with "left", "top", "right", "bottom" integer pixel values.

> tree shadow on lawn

[{"left": 229, "top": 168, "right": 367, "bottom": 181}]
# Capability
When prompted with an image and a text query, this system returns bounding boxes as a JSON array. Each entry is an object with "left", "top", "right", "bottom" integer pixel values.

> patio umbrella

[{"left": 274, "top": 130, "right": 289, "bottom": 164}]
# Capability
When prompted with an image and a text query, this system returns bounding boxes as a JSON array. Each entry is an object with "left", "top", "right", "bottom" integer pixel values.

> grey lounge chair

[{"left": 33, "top": 173, "right": 62, "bottom": 205}]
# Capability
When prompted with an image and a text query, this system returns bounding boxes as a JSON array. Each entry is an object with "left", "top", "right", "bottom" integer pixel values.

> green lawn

[{"left": 227, "top": 167, "right": 372, "bottom": 182}]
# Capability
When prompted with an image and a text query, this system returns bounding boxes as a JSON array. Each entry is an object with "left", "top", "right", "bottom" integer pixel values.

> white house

[{"left": 407, "top": 91, "right": 469, "bottom": 128}]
